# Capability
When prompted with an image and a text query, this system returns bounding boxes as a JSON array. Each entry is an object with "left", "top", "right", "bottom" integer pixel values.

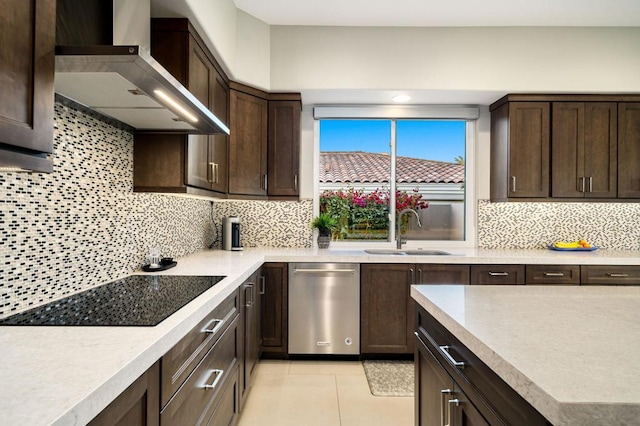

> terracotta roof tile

[{"left": 319, "top": 151, "right": 464, "bottom": 184}]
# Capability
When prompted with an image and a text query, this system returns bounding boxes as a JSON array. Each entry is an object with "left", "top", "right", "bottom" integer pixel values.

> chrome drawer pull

[
  {"left": 440, "top": 389, "right": 453, "bottom": 426},
  {"left": 447, "top": 399, "right": 460, "bottom": 426},
  {"left": 488, "top": 271, "right": 509, "bottom": 276},
  {"left": 606, "top": 273, "right": 629, "bottom": 278},
  {"left": 259, "top": 276, "right": 266, "bottom": 294},
  {"left": 202, "top": 318, "right": 225, "bottom": 335},
  {"left": 203, "top": 369, "right": 224, "bottom": 390},
  {"left": 439, "top": 345, "right": 465, "bottom": 369},
  {"left": 293, "top": 268, "right": 355, "bottom": 274},
  {"left": 543, "top": 272, "right": 565, "bottom": 277}
]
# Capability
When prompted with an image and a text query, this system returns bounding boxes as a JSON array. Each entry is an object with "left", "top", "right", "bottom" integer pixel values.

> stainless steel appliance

[
  {"left": 288, "top": 263, "right": 360, "bottom": 355},
  {"left": 222, "top": 216, "right": 243, "bottom": 251}
]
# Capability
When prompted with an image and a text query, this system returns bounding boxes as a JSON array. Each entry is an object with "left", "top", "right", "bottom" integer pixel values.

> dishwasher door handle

[{"left": 293, "top": 268, "right": 356, "bottom": 274}]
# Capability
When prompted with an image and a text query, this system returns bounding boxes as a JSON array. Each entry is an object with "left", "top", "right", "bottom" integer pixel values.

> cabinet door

[
  {"left": 268, "top": 100, "right": 301, "bottom": 197},
  {"left": 553, "top": 102, "right": 617, "bottom": 198},
  {"left": 209, "top": 72, "right": 229, "bottom": 193},
  {"left": 525, "top": 265, "right": 580, "bottom": 285},
  {"left": 415, "top": 335, "right": 455, "bottom": 426},
  {"left": 185, "top": 38, "right": 214, "bottom": 190},
  {"left": 508, "top": 102, "right": 550, "bottom": 198},
  {"left": 470, "top": 265, "right": 525, "bottom": 285},
  {"left": 0, "top": 0, "right": 55, "bottom": 171},
  {"left": 618, "top": 103, "right": 640, "bottom": 198},
  {"left": 261, "top": 263, "right": 288, "bottom": 356},
  {"left": 583, "top": 103, "right": 617, "bottom": 198},
  {"left": 551, "top": 102, "right": 584, "bottom": 197},
  {"left": 361, "top": 264, "right": 413, "bottom": 354},
  {"left": 241, "top": 271, "right": 262, "bottom": 407},
  {"left": 89, "top": 361, "right": 160, "bottom": 426},
  {"left": 229, "top": 90, "right": 268, "bottom": 196},
  {"left": 450, "top": 387, "right": 491, "bottom": 426}
]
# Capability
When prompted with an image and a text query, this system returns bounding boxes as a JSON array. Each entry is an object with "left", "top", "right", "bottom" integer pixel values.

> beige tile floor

[{"left": 237, "top": 360, "right": 414, "bottom": 426}]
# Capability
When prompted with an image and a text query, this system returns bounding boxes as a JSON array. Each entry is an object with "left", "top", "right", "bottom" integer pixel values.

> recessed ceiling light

[{"left": 392, "top": 94, "right": 411, "bottom": 103}]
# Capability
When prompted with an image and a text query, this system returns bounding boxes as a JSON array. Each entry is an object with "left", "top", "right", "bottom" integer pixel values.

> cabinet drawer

[
  {"left": 161, "top": 315, "right": 239, "bottom": 426},
  {"left": 161, "top": 289, "right": 239, "bottom": 407},
  {"left": 526, "top": 265, "right": 580, "bottom": 285},
  {"left": 470, "top": 265, "right": 525, "bottom": 285},
  {"left": 581, "top": 265, "right": 640, "bottom": 285},
  {"left": 207, "top": 365, "right": 240, "bottom": 426}
]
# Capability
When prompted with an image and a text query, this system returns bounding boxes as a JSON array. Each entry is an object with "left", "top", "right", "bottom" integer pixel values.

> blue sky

[{"left": 320, "top": 119, "right": 465, "bottom": 163}]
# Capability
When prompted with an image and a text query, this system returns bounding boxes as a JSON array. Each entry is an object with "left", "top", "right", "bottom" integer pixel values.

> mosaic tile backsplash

[
  {"left": 0, "top": 104, "right": 215, "bottom": 317},
  {"left": 214, "top": 199, "right": 314, "bottom": 249},
  {"left": 477, "top": 199, "right": 640, "bottom": 250}
]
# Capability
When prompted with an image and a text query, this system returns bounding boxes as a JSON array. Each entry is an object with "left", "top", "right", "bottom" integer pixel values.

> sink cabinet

[
  {"left": 361, "top": 263, "right": 470, "bottom": 355},
  {"left": 0, "top": 0, "right": 55, "bottom": 172}
]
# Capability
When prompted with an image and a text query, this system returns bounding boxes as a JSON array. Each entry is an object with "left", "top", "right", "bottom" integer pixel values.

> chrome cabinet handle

[
  {"left": 259, "top": 276, "right": 266, "bottom": 294},
  {"left": 294, "top": 174, "right": 298, "bottom": 191},
  {"left": 511, "top": 176, "right": 516, "bottom": 192},
  {"left": 263, "top": 174, "right": 268, "bottom": 191},
  {"left": 588, "top": 176, "right": 593, "bottom": 192},
  {"left": 208, "top": 162, "right": 214, "bottom": 183},
  {"left": 214, "top": 163, "right": 219, "bottom": 183},
  {"left": 441, "top": 389, "right": 453, "bottom": 426},
  {"left": 293, "top": 268, "right": 355, "bottom": 274},
  {"left": 409, "top": 268, "right": 415, "bottom": 285},
  {"left": 439, "top": 345, "right": 465, "bottom": 369},
  {"left": 447, "top": 399, "right": 460, "bottom": 426},
  {"left": 543, "top": 272, "right": 565, "bottom": 277},
  {"left": 245, "top": 283, "right": 254, "bottom": 307},
  {"left": 203, "top": 369, "right": 224, "bottom": 390},
  {"left": 202, "top": 318, "right": 225, "bottom": 334},
  {"left": 488, "top": 271, "right": 509, "bottom": 276},
  {"left": 607, "top": 273, "right": 629, "bottom": 278},
  {"left": 578, "top": 176, "right": 585, "bottom": 192},
  {"left": 418, "top": 269, "right": 423, "bottom": 284}
]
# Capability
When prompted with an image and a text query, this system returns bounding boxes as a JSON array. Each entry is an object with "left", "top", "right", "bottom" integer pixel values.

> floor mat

[{"left": 362, "top": 360, "right": 414, "bottom": 397}]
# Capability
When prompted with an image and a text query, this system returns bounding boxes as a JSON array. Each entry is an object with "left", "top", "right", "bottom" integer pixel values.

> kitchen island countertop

[
  {"left": 411, "top": 284, "right": 640, "bottom": 425},
  {"left": 2, "top": 247, "right": 640, "bottom": 425}
]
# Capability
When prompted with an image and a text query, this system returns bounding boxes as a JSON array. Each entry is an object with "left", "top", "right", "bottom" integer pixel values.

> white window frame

[{"left": 313, "top": 105, "right": 478, "bottom": 249}]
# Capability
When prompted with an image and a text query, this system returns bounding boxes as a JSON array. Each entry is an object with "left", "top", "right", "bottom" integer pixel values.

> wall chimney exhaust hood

[{"left": 55, "top": 0, "right": 229, "bottom": 135}]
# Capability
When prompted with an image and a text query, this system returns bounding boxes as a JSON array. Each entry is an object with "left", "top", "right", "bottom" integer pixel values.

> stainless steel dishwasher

[{"left": 288, "top": 263, "right": 360, "bottom": 355}]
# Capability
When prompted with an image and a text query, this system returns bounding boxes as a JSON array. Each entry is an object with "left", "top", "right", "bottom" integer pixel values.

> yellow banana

[{"left": 554, "top": 241, "right": 581, "bottom": 248}]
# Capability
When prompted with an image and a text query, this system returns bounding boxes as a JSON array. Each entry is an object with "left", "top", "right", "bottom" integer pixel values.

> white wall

[
  {"left": 270, "top": 26, "right": 640, "bottom": 92},
  {"left": 151, "top": 0, "right": 270, "bottom": 86}
]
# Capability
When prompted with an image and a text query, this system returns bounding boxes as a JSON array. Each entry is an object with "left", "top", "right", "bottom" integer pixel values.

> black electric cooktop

[{"left": 0, "top": 275, "right": 225, "bottom": 326}]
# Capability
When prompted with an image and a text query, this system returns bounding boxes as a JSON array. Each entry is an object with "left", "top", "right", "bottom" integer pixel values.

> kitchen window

[{"left": 313, "top": 105, "right": 478, "bottom": 247}]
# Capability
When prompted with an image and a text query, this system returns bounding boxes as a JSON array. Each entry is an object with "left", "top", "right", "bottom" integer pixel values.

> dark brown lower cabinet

[
  {"left": 471, "top": 265, "right": 525, "bottom": 285},
  {"left": 240, "top": 270, "right": 262, "bottom": 410},
  {"left": 581, "top": 265, "right": 640, "bottom": 285},
  {"left": 415, "top": 305, "right": 549, "bottom": 426},
  {"left": 88, "top": 361, "right": 160, "bottom": 426},
  {"left": 415, "top": 264, "right": 470, "bottom": 285},
  {"left": 260, "top": 263, "right": 288, "bottom": 357},
  {"left": 361, "top": 263, "right": 413, "bottom": 354},
  {"left": 526, "top": 265, "right": 580, "bottom": 285}
]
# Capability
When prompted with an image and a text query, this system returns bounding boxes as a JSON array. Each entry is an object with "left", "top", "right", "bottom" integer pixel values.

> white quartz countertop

[
  {"left": 411, "top": 285, "right": 640, "bottom": 426},
  {"left": 2, "top": 247, "right": 640, "bottom": 425}
]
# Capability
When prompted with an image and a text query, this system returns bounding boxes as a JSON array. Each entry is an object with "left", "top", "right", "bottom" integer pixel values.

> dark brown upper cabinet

[
  {"left": 0, "top": 0, "right": 56, "bottom": 173},
  {"left": 491, "top": 94, "right": 640, "bottom": 202},
  {"left": 268, "top": 98, "right": 301, "bottom": 198},
  {"left": 552, "top": 102, "right": 617, "bottom": 198},
  {"left": 134, "top": 19, "right": 230, "bottom": 197},
  {"left": 490, "top": 101, "right": 550, "bottom": 200},
  {"left": 618, "top": 103, "right": 640, "bottom": 198},
  {"left": 229, "top": 85, "right": 269, "bottom": 197}
]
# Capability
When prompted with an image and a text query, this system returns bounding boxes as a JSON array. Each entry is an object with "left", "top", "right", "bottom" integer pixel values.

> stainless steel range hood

[{"left": 54, "top": 0, "right": 229, "bottom": 135}]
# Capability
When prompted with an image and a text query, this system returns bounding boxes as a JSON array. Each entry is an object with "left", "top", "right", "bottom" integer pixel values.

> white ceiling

[{"left": 234, "top": 0, "right": 640, "bottom": 27}]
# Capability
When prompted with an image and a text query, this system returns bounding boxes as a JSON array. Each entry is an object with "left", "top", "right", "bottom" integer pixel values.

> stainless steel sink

[
  {"left": 364, "top": 249, "right": 407, "bottom": 255},
  {"left": 364, "top": 249, "right": 452, "bottom": 256}
]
